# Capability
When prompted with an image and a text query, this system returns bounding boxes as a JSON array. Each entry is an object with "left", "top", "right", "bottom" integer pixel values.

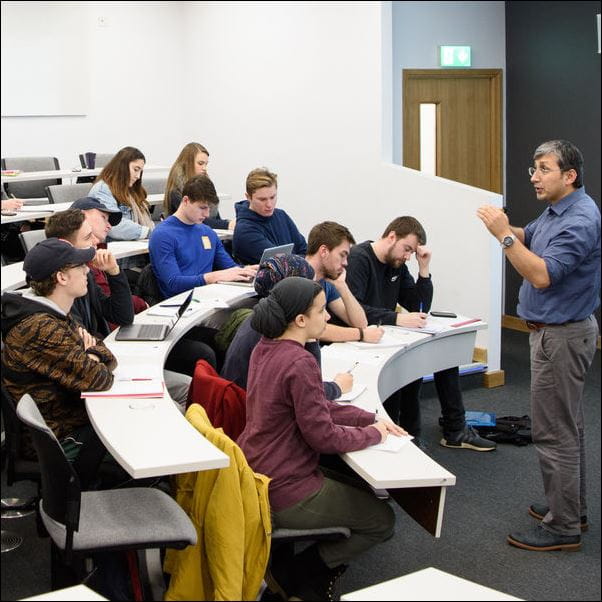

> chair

[
  {"left": 142, "top": 177, "right": 167, "bottom": 195},
  {"left": 19, "top": 229, "right": 47, "bottom": 254},
  {"left": 2, "top": 156, "right": 61, "bottom": 199},
  {"left": 78, "top": 153, "right": 114, "bottom": 169},
  {"left": 45, "top": 182, "right": 93, "bottom": 205},
  {"left": 1, "top": 386, "right": 42, "bottom": 552},
  {"left": 135, "top": 263, "right": 164, "bottom": 307},
  {"left": 15, "top": 394, "right": 197, "bottom": 599}
]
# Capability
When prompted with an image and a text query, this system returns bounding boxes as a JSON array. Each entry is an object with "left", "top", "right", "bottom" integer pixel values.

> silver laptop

[
  {"left": 220, "top": 243, "right": 294, "bottom": 287},
  {"left": 115, "top": 291, "right": 193, "bottom": 341}
]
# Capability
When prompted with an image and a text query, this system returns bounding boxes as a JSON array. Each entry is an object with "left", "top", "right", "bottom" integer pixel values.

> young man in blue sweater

[
  {"left": 232, "top": 167, "right": 307, "bottom": 264},
  {"left": 149, "top": 175, "right": 256, "bottom": 299}
]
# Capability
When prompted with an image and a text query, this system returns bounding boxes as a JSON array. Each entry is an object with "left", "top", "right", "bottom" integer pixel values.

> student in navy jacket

[{"left": 232, "top": 167, "right": 307, "bottom": 264}]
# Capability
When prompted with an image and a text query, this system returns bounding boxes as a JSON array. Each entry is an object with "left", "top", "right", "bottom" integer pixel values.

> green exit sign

[{"left": 439, "top": 45, "right": 472, "bottom": 67}]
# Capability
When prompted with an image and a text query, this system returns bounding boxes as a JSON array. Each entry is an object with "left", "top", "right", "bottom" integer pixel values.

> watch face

[{"left": 502, "top": 236, "right": 514, "bottom": 247}]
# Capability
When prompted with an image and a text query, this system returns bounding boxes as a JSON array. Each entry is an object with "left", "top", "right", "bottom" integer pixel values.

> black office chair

[
  {"left": 1, "top": 385, "right": 42, "bottom": 553},
  {"left": 16, "top": 394, "right": 197, "bottom": 599}
]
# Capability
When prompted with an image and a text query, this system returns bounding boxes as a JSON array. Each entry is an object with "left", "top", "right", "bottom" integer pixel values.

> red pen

[{"left": 450, "top": 318, "right": 481, "bottom": 328}]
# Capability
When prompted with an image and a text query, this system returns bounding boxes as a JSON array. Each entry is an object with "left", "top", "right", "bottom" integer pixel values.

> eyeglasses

[{"left": 528, "top": 166, "right": 561, "bottom": 177}]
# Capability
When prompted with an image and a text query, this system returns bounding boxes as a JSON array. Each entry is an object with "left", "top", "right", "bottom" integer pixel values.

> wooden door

[{"left": 403, "top": 69, "right": 503, "bottom": 194}]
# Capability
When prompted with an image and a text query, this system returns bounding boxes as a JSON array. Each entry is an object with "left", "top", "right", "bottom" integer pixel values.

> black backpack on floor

[{"left": 475, "top": 415, "right": 532, "bottom": 446}]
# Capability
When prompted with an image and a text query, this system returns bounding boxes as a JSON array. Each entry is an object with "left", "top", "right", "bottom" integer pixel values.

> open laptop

[
  {"left": 219, "top": 243, "right": 294, "bottom": 287},
  {"left": 115, "top": 291, "right": 193, "bottom": 341}
]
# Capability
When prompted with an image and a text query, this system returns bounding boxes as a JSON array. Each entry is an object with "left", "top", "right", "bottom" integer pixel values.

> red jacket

[{"left": 187, "top": 360, "right": 246, "bottom": 441}]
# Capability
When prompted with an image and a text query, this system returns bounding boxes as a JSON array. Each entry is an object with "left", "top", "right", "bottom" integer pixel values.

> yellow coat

[{"left": 164, "top": 405, "right": 272, "bottom": 601}]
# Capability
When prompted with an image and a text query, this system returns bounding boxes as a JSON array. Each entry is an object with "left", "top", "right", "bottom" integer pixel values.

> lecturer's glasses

[{"left": 528, "top": 166, "right": 561, "bottom": 177}]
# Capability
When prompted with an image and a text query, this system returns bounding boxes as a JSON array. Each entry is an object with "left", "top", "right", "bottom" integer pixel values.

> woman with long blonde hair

[{"left": 164, "top": 142, "right": 234, "bottom": 230}]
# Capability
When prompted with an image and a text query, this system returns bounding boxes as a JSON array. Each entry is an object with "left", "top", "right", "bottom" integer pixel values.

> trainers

[
  {"left": 440, "top": 425, "right": 496, "bottom": 451},
  {"left": 507, "top": 524, "right": 581, "bottom": 551},
  {"left": 528, "top": 503, "right": 588, "bottom": 532}
]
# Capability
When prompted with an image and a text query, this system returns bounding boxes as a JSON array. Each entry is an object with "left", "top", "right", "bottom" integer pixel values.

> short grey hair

[{"left": 533, "top": 140, "right": 584, "bottom": 188}]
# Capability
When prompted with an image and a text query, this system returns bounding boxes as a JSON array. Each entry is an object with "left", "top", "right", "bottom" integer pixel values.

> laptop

[
  {"left": 219, "top": 243, "right": 294, "bottom": 287},
  {"left": 115, "top": 291, "right": 194, "bottom": 341}
]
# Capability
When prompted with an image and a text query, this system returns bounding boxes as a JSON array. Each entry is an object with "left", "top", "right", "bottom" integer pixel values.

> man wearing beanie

[{"left": 1, "top": 238, "right": 117, "bottom": 487}]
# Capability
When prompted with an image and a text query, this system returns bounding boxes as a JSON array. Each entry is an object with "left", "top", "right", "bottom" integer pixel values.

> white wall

[
  {"left": 1, "top": 1, "right": 503, "bottom": 369},
  {"left": 1, "top": 1, "right": 188, "bottom": 169}
]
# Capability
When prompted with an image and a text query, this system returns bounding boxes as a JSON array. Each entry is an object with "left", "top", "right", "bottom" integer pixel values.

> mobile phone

[{"left": 430, "top": 311, "right": 457, "bottom": 318}]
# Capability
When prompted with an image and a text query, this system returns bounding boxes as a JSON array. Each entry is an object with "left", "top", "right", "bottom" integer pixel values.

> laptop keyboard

[{"left": 137, "top": 324, "right": 164, "bottom": 338}]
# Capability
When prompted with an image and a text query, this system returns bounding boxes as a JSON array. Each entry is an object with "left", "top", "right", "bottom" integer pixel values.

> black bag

[{"left": 475, "top": 415, "right": 532, "bottom": 446}]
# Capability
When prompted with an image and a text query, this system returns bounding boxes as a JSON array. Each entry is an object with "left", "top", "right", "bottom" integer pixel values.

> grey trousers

[
  {"left": 530, "top": 315, "right": 598, "bottom": 536},
  {"left": 272, "top": 469, "right": 395, "bottom": 568}
]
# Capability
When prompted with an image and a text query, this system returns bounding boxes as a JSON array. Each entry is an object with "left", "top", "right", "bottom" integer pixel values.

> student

[
  {"left": 346, "top": 216, "right": 496, "bottom": 452},
  {"left": 89, "top": 146, "right": 154, "bottom": 241},
  {"left": 478, "top": 140, "right": 600, "bottom": 552},
  {"left": 1, "top": 239, "right": 116, "bottom": 487},
  {"left": 232, "top": 167, "right": 307, "bottom": 264},
  {"left": 305, "top": 221, "right": 384, "bottom": 343},
  {"left": 221, "top": 254, "right": 353, "bottom": 399},
  {"left": 45, "top": 206, "right": 199, "bottom": 407},
  {"left": 150, "top": 174, "right": 256, "bottom": 299},
  {"left": 163, "top": 142, "right": 234, "bottom": 230},
  {"left": 238, "top": 277, "right": 402, "bottom": 600}
]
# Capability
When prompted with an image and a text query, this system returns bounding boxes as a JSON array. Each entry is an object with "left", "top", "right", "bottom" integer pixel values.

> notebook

[
  {"left": 218, "top": 243, "right": 294, "bottom": 287},
  {"left": 115, "top": 291, "right": 193, "bottom": 341}
]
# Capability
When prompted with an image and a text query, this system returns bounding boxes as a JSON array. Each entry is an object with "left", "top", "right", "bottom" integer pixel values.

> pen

[
  {"left": 118, "top": 378, "right": 153, "bottom": 381},
  {"left": 419, "top": 302, "right": 423, "bottom": 313},
  {"left": 159, "top": 304, "right": 182, "bottom": 307},
  {"left": 347, "top": 361, "right": 359, "bottom": 374}
]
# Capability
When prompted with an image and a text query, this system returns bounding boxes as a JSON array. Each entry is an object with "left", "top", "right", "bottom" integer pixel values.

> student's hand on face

[
  {"left": 396, "top": 312, "right": 427, "bottom": 328},
  {"left": 78, "top": 327, "right": 97, "bottom": 351},
  {"left": 334, "top": 372, "right": 353, "bottom": 394},
  {"left": 476, "top": 205, "right": 510, "bottom": 238},
  {"left": 415, "top": 245, "right": 432, "bottom": 270},
  {"left": 91, "top": 249, "right": 120, "bottom": 276},
  {"left": 363, "top": 326, "right": 384, "bottom": 343},
  {"left": 376, "top": 418, "right": 408, "bottom": 437}
]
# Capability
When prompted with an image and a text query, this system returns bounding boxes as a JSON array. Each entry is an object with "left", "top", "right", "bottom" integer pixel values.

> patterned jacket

[{"left": 1, "top": 292, "right": 117, "bottom": 458}]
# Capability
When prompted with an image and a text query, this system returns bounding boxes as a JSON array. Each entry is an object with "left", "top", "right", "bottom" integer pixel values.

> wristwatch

[{"left": 500, "top": 233, "right": 517, "bottom": 249}]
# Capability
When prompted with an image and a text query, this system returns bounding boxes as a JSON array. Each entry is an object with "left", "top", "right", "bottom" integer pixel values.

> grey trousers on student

[
  {"left": 272, "top": 469, "right": 395, "bottom": 568},
  {"left": 530, "top": 315, "right": 598, "bottom": 536}
]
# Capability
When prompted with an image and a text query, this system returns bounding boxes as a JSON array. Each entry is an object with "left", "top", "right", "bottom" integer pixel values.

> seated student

[
  {"left": 149, "top": 174, "right": 256, "bottom": 299},
  {"left": 232, "top": 167, "right": 307, "bottom": 264},
  {"left": 1, "top": 238, "right": 116, "bottom": 488},
  {"left": 45, "top": 206, "right": 203, "bottom": 407},
  {"left": 89, "top": 146, "right": 154, "bottom": 242},
  {"left": 237, "top": 277, "right": 404, "bottom": 601},
  {"left": 346, "top": 216, "right": 496, "bottom": 452},
  {"left": 305, "top": 221, "right": 384, "bottom": 344},
  {"left": 221, "top": 254, "right": 353, "bottom": 399},
  {"left": 163, "top": 142, "right": 235, "bottom": 230}
]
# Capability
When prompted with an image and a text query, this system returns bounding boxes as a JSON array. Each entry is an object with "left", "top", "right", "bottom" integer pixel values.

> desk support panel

[{"left": 388, "top": 485, "right": 446, "bottom": 538}]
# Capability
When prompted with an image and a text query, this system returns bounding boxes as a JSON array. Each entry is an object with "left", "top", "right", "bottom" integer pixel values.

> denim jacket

[{"left": 89, "top": 180, "right": 149, "bottom": 241}]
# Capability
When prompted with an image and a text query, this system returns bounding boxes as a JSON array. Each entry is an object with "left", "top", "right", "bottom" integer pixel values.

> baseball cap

[
  {"left": 71, "top": 197, "right": 122, "bottom": 226},
  {"left": 23, "top": 238, "right": 96, "bottom": 281}
]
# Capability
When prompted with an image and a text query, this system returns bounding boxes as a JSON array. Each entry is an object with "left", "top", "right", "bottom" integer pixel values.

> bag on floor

[{"left": 475, "top": 414, "right": 532, "bottom": 446}]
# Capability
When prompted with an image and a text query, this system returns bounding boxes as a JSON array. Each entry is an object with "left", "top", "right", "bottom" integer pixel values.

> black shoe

[
  {"left": 528, "top": 503, "right": 588, "bottom": 532},
  {"left": 507, "top": 524, "right": 581, "bottom": 551},
  {"left": 290, "top": 544, "right": 347, "bottom": 601},
  {"left": 440, "top": 425, "right": 496, "bottom": 451}
]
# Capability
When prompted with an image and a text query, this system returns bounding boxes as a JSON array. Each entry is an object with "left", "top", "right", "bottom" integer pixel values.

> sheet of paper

[
  {"left": 82, "top": 378, "right": 164, "bottom": 398},
  {"left": 347, "top": 326, "right": 413, "bottom": 349},
  {"left": 336, "top": 383, "right": 367, "bottom": 402},
  {"left": 369, "top": 434, "right": 414, "bottom": 453},
  {"left": 145, "top": 305, "right": 180, "bottom": 318}
]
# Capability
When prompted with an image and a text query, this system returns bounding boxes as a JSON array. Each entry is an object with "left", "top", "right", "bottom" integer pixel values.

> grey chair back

[
  {"left": 2, "top": 156, "right": 60, "bottom": 199},
  {"left": 143, "top": 177, "right": 167, "bottom": 195},
  {"left": 78, "top": 153, "right": 114, "bottom": 169},
  {"left": 45, "top": 182, "right": 93, "bottom": 205},
  {"left": 19, "top": 229, "right": 47, "bottom": 254}
]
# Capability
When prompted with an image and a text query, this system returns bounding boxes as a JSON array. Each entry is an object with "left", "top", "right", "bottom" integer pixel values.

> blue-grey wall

[{"left": 391, "top": 1, "right": 506, "bottom": 165}]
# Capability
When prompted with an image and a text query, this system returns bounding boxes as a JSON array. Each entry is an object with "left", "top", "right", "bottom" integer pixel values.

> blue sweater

[
  {"left": 149, "top": 216, "right": 237, "bottom": 298},
  {"left": 232, "top": 200, "right": 307, "bottom": 264}
]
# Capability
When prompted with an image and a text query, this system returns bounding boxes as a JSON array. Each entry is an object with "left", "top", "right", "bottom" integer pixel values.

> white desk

[
  {"left": 341, "top": 567, "right": 521, "bottom": 601},
  {"left": 321, "top": 321, "right": 486, "bottom": 537},
  {"left": 1, "top": 240, "right": 150, "bottom": 293},
  {"left": 20, "top": 585, "right": 108, "bottom": 601},
  {"left": 1, "top": 165, "right": 169, "bottom": 185},
  {"left": 86, "top": 285, "right": 257, "bottom": 479}
]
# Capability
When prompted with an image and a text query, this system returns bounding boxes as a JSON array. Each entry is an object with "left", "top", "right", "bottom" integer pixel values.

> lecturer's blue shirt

[{"left": 517, "top": 187, "right": 601, "bottom": 323}]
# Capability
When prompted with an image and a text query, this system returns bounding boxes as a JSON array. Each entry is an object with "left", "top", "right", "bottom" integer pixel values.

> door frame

[{"left": 403, "top": 69, "right": 503, "bottom": 194}]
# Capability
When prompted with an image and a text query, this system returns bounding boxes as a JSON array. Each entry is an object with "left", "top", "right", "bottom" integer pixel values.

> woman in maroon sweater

[{"left": 238, "top": 277, "right": 405, "bottom": 601}]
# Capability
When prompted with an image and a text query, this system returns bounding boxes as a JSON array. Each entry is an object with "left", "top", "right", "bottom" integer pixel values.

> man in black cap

[{"left": 1, "top": 238, "right": 117, "bottom": 487}]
